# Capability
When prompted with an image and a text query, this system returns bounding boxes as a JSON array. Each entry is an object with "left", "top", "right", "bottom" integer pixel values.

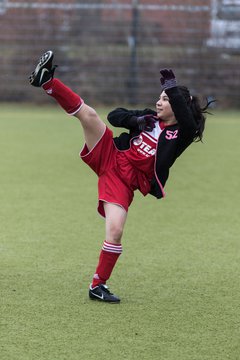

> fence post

[{"left": 128, "top": 0, "right": 139, "bottom": 105}]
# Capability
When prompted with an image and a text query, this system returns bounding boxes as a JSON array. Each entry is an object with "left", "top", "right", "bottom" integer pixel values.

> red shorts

[{"left": 80, "top": 127, "right": 150, "bottom": 217}]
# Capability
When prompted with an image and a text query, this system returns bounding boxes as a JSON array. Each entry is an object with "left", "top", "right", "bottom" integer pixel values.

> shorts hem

[{"left": 98, "top": 199, "right": 128, "bottom": 218}]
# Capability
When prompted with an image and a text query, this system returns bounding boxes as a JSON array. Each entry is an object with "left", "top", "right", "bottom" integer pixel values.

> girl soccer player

[{"left": 29, "top": 51, "right": 210, "bottom": 303}]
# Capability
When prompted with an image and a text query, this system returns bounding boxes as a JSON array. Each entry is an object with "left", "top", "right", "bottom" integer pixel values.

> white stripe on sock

[{"left": 102, "top": 241, "right": 122, "bottom": 254}]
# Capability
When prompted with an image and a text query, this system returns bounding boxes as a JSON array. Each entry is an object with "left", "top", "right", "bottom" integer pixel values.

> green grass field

[{"left": 1, "top": 104, "right": 240, "bottom": 360}]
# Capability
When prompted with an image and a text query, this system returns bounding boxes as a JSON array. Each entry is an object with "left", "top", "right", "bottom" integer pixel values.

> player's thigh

[
  {"left": 104, "top": 202, "right": 128, "bottom": 244},
  {"left": 75, "top": 103, "right": 106, "bottom": 150}
]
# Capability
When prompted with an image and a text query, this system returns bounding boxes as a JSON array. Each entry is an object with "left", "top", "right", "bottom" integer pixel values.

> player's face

[{"left": 156, "top": 91, "right": 176, "bottom": 124}]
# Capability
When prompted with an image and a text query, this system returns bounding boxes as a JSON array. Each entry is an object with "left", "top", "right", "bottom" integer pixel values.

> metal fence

[{"left": 1, "top": 0, "right": 240, "bottom": 108}]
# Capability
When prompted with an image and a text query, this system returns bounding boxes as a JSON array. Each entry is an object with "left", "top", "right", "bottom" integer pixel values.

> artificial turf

[{"left": 1, "top": 105, "right": 239, "bottom": 359}]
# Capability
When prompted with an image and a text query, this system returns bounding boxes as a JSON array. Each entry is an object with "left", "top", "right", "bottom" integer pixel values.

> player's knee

[
  {"left": 83, "top": 105, "right": 99, "bottom": 121},
  {"left": 87, "top": 107, "right": 99, "bottom": 121},
  {"left": 75, "top": 104, "right": 100, "bottom": 123},
  {"left": 108, "top": 223, "right": 124, "bottom": 243}
]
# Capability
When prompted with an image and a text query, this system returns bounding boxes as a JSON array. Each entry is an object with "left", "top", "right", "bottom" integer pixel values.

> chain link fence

[{"left": 1, "top": 0, "right": 239, "bottom": 108}]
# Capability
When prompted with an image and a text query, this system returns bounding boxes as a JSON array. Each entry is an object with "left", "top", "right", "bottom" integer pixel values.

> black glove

[
  {"left": 160, "top": 69, "right": 177, "bottom": 90},
  {"left": 129, "top": 115, "right": 157, "bottom": 132}
]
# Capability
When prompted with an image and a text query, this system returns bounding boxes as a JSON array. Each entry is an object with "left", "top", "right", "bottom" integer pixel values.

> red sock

[
  {"left": 92, "top": 241, "right": 122, "bottom": 288},
  {"left": 42, "top": 78, "right": 84, "bottom": 115}
]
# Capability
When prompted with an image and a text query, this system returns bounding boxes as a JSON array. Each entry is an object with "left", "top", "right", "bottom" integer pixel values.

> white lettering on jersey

[{"left": 131, "top": 122, "right": 162, "bottom": 158}]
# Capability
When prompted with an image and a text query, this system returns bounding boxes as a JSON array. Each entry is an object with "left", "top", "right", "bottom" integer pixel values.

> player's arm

[
  {"left": 166, "top": 87, "right": 197, "bottom": 138},
  {"left": 107, "top": 107, "right": 156, "bottom": 130},
  {"left": 160, "top": 69, "right": 197, "bottom": 138}
]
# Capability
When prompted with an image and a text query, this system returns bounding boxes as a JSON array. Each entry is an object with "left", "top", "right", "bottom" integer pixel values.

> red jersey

[{"left": 122, "top": 121, "right": 164, "bottom": 179}]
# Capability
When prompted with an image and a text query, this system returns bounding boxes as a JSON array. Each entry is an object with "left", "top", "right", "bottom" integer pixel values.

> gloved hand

[
  {"left": 160, "top": 69, "right": 177, "bottom": 90},
  {"left": 129, "top": 115, "right": 157, "bottom": 132}
]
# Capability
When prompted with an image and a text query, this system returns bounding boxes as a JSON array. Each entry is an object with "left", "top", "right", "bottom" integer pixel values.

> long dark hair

[{"left": 178, "top": 85, "right": 214, "bottom": 142}]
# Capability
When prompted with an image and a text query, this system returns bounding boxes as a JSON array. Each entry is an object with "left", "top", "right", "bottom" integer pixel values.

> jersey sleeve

[
  {"left": 165, "top": 87, "right": 197, "bottom": 139},
  {"left": 107, "top": 107, "right": 156, "bottom": 130}
]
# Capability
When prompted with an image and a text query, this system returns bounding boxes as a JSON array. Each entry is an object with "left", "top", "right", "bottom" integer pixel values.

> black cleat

[
  {"left": 89, "top": 284, "right": 120, "bottom": 303},
  {"left": 29, "top": 50, "right": 57, "bottom": 87}
]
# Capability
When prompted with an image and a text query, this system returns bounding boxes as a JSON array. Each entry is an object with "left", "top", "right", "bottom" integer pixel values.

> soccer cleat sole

[{"left": 29, "top": 50, "right": 54, "bottom": 86}]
